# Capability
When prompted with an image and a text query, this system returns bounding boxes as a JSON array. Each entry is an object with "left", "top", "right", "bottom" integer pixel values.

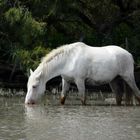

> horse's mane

[{"left": 41, "top": 42, "right": 85, "bottom": 64}]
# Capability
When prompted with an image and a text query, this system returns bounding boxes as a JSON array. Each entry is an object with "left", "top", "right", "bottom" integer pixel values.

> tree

[{"left": 1, "top": 0, "right": 140, "bottom": 74}]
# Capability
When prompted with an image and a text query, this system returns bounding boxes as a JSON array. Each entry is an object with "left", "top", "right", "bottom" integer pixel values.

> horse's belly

[
  {"left": 86, "top": 78, "right": 111, "bottom": 86},
  {"left": 86, "top": 67, "right": 118, "bottom": 85}
]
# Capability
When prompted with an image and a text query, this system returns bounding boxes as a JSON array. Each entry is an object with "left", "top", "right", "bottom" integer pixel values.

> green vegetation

[{"left": 1, "top": 0, "right": 140, "bottom": 74}]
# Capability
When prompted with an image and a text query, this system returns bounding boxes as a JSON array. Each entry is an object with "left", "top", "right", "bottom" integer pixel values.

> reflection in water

[
  {"left": 0, "top": 97, "right": 140, "bottom": 140},
  {"left": 25, "top": 105, "right": 140, "bottom": 140}
]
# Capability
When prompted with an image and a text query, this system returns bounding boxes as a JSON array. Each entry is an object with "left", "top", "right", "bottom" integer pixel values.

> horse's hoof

[
  {"left": 82, "top": 102, "right": 86, "bottom": 106},
  {"left": 60, "top": 97, "right": 66, "bottom": 105},
  {"left": 81, "top": 98, "right": 86, "bottom": 105},
  {"left": 116, "top": 101, "right": 122, "bottom": 106}
]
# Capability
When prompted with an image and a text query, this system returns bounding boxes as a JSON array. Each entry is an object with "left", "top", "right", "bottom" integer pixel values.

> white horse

[{"left": 25, "top": 42, "right": 140, "bottom": 105}]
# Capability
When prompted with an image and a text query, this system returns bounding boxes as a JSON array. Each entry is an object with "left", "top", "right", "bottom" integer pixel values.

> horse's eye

[{"left": 32, "top": 85, "right": 37, "bottom": 88}]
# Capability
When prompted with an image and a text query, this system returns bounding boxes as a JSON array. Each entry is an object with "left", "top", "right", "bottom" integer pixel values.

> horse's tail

[{"left": 120, "top": 51, "right": 140, "bottom": 105}]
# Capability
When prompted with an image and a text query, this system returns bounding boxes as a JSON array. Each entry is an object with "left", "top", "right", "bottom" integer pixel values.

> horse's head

[{"left": 25, "top": 69, "right": 45, "bottom": 104}]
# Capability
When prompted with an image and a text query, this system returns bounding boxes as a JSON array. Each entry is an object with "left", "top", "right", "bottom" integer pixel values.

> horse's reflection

[
  {"left": 25, "top": 105, "right": 47, "bottom": 120},
  {"left": 24, "top": 105, "right": 83, "bottom": 140},
  {"left": 24, "top": 105, "right": 51, "bottom": 139}
]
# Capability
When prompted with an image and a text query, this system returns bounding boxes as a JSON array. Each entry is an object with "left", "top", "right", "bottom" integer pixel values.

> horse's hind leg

[
  {"left": 109, "top": 77, "right": 124, "bottom": 105},
  {"left": 121, "top": 74, "right": 140, "bottom": 104},
  {"left": 61, "top": 78, "right": 70, "bottom": 105},
  {"left": 124, "top": 82, "right": 133, "bottom": 105}
]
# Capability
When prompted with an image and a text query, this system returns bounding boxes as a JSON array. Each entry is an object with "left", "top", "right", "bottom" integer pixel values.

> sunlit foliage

[{"left": 0, "top": 0, "right": 140, "bottom": 74}]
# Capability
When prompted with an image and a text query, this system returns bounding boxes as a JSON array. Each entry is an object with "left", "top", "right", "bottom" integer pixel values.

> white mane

[{"left": 41, "top": 42, "right": 85, "bottom": 64}]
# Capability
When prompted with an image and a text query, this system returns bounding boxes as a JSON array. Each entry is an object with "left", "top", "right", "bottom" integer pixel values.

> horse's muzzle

[{"left": 25, "top": 99, "right": 36, "bottom": 105}]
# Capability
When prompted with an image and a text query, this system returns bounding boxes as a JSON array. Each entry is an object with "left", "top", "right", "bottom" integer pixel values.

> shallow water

[{"left": 0, "top": 97, "right": 140, "bottom": 140}]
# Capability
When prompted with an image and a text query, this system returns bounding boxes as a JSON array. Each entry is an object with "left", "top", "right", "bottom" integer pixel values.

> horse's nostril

[
  {"left": 31, "top": 101, "right": 35, "bottom": 104},
  {"left": 27, "top": 99, "right": 36, "bottom": 105}
]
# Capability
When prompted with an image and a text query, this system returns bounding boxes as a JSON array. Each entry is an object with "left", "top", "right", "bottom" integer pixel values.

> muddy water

[{"left": 0, "top": 97, "right": 140, "bottom": 140}]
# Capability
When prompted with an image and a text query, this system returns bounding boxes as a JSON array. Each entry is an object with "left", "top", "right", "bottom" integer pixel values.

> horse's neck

[{"left": 43, "top": 57, "right": 66, "bottom": 82}]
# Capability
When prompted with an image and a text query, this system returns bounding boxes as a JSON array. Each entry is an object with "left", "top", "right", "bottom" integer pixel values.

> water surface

[{"left": 0, "top": 97, "right": 140, "bottom": 140}]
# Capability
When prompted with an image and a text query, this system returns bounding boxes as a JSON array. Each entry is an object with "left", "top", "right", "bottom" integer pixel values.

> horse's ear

[
  {"left": 35, "top": 71, "right": 42, "bottom": 81},
  {"left": 30, "top": 69, "right": 33, "bottom": 75}
]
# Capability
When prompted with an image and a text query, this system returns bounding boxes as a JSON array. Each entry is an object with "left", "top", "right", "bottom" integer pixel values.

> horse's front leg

[
  {"left": 75, "top": 79, "right": 86, "bottom": 105},
  {"left": 61, "top": 78, "right": 70, "bottom": 105},
  {"left": 109, "top": 78, "right": 123, "bottom": 106}
]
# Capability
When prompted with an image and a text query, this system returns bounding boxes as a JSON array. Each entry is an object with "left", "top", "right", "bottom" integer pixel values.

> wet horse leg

[
  {"left": 124, "top": 82, "right": 133, "bottom": 105},
  {"left": 75, "top": 79, "right": 86, "bottom": 105},
  {"left": 110, "top": 77, "right": 124, "bottom": 105},
  {"left": 60, "top": 78, "right": 70, "bottom": 105},
  {"left": 121, "top": 74, "right": 140, "bottom": 104}
]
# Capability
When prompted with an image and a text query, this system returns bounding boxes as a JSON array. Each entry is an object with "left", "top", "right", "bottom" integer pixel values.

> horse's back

[
  {"left": 65, "top": 42, "right": 134, "bottom": 74},
  {"left": 104, "top": 45, "right": 132, "bottom": 57},
  {"left": 79, "top": 44, "right": 133, "bottom": 79},
  {"left": 104, "top": 45, "right": 134, "bottom": 72},
  {"left": 83, "top": 45, "right": 133, "bottom": 64}
]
